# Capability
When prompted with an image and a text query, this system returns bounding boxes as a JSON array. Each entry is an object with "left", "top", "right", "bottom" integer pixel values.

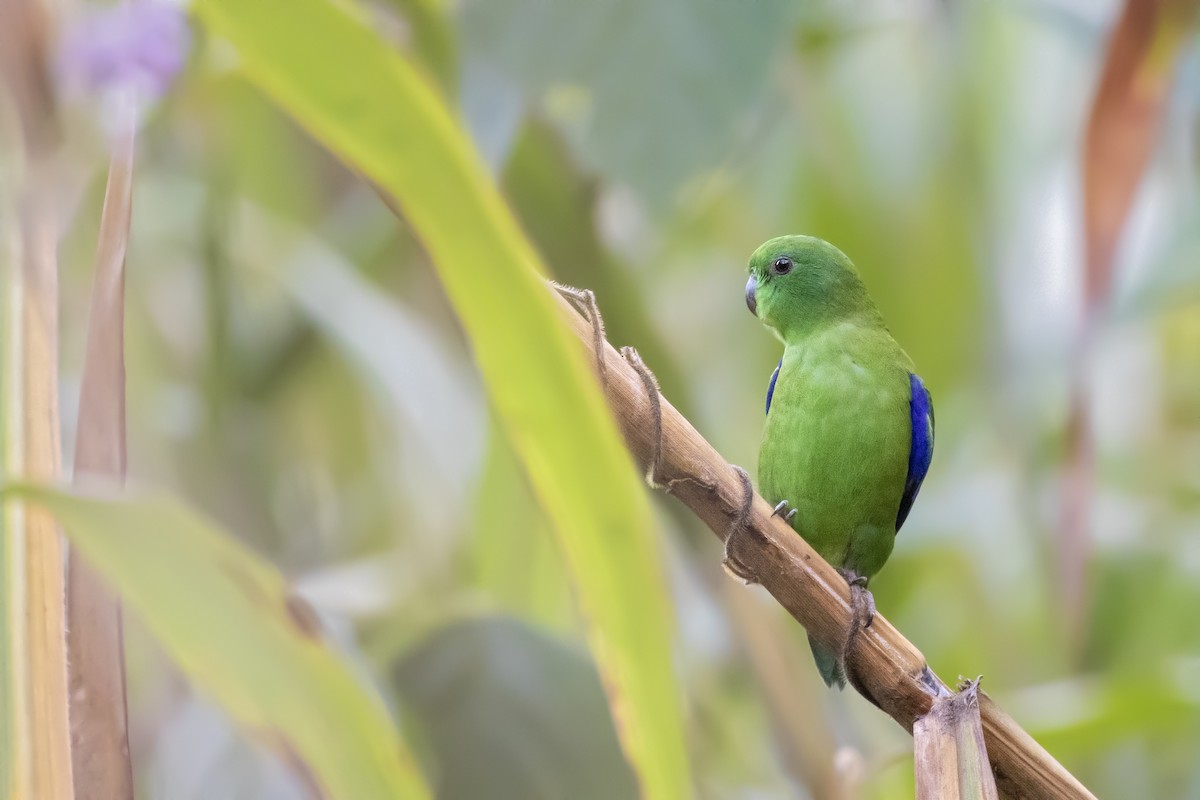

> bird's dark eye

[{"left": 771, "top": 257, "right": 793, "bottom": 276}]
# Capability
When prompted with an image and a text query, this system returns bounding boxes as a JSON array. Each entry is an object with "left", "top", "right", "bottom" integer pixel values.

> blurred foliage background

[{"left": 39, "top": 0, "right": 1200, "bottom": 797}]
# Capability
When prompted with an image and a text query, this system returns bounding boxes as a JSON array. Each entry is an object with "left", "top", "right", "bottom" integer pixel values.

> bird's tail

[{"left": 808, "top": 633, "right": 846, "bottom": 689}]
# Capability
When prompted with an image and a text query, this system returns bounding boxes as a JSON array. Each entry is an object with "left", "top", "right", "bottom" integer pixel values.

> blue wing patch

[
  {"left": 896, "top": 373, "right": 934, "bottom": 531},
  {"left": 765, "top": 358, "right": 782, "bottom": 415}
]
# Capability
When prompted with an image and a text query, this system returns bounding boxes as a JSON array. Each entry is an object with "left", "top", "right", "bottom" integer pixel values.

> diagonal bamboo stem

[{"left": 552, "top": 284, "right": 1095, "bottom": 800}]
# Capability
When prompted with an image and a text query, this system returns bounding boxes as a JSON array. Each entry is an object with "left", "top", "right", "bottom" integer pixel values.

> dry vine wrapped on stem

[{"left": 552, "top": 282, "right": 1095, "bottom": 800}]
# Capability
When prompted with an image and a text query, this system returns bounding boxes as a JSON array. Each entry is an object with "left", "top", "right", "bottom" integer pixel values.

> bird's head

[{"left": 745, "top": 235, "right": 879, "bottom": 342}]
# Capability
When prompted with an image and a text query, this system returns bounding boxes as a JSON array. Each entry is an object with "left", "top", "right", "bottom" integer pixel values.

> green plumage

[
  {"left": 759, "top": 324, "right": 912, "bottom": 577},
  {"left": 746, "top": 236, "right": 923, "bottom": 688}
]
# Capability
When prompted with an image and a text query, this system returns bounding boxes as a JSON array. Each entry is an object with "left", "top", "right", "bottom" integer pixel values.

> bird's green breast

[{"left": 757, "top": 323, "right": 913, "bottom": 578}]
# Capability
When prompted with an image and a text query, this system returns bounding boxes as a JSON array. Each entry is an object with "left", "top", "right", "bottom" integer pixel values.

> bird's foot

[
  {"left": 837, "top": 568, "right": 875, "bottom": 629},
  {"left": 770, "top": 500, "right": 798, "bottom": 524},
  {"left": 835, "top": 568, "right": 880, "bottom": 705}
]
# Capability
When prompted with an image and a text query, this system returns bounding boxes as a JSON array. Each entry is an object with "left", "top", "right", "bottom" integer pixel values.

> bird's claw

[
  {"left": 838, "top": 568, "right": 875, "bottom": 629},
  {"left": 771, "top": 500, "right": 798, "bottom": 524},
  {"left": 837, "top": 568, "right": 869, "bottom": 589},
  {"left": 857, "top": 587, "right": 876, "bottom": 629},
  {"left": 835, "top": 568, "right": 879, "bottom": 701}
]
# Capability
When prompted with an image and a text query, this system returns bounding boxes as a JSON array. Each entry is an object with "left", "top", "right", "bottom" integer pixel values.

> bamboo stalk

[
  {"left": 0, "top": 121, "right": 33, "bottom": 800},
  {"left": 65, "top": 96, "right": 136, "bottom": 800},
  {"left": 552, "top": 284, "right": 1096, "bottom": 800},
  {"left": 15, "top": 178, "right": 75, "bottom": 800},
  {"left": 1, "top": 1, "right": 75, "bottom": 795}
]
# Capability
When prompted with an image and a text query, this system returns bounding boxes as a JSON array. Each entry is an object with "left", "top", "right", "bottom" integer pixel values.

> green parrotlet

[{"left": 744, "top": 235, "right": 934, "bottom": 688}]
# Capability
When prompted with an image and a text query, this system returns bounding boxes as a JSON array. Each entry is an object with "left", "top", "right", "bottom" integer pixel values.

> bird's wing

[
  {"left": 765, "top": 358, "right": 782, "bottom": 415},
  {"left": 896, "top": 372, "right": 934, "bottom": 532}
]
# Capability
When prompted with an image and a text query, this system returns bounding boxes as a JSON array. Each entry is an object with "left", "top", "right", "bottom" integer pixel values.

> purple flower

[{"left": 58, "top": 1, "right": 190, "bottom": 101}]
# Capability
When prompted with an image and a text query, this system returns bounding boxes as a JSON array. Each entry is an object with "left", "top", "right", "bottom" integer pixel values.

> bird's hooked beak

[{"left": 745, "top": 275, "right": 757, "bottom": 316}]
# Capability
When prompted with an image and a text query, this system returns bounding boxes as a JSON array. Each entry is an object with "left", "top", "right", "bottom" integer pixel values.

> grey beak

[{"left": 745, "top": 275, "right": 757, "bottom": 316}]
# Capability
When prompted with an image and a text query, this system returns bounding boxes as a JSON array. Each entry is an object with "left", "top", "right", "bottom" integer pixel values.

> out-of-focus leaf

[
  {"left": 235, "top": 202, "right": 486, "bottom": 532},
  {"left": 4, "top": 484, "right": 431, "bottom": 800},
  {"left": 501, "top": 120, "right": 690, "bottom": 409},
  {"left": 194, "top": 1, "right": 694, "bottom": 796},
  {"left": 1012, "top": 675, "right": 1199, "bottom": 758},
  {"left": 145, "top": 698, "right": 310, "bottom": 800},
  {"left": 646, "top": 36, "right": 985, "bottom": 393},
  {"left": 213, "top": 78, "right": 328, "bottom": 225},
  {"left": 469, "top": 430, "right": 572, "bottom": 631},
  {"left": 781, "top": 86, "right": 984, "bottom": 392},
  {"left": 66, "top": 98, "right": 135, "bottom": 800},
  {"left": 459, "top": 61, "right": 525, "bottom": 173},
  {"left": 500, "top": 122, "right": 716, "bottom": 557},
  {"left": 1118, "top": 220, "right": 1200, "bottom": 319},
  {"left": 718, "top": 584, "right": 838, "bottom": 799},
  {"left": 1064, "top": 0, "right": 1197, "bottom": 653},
  {"left": 1083, "top": 550, "right": 1200, "bottom": 672},
  {"left": 460, "top": 0, "right": 792, "bottom": 207},
  {"left": 381, "top": 0, "right": 457, "bottom": 90},
  {"left": 1082, "top": 0, "right": 1198, "bottom": 307},
  {"left": 1161, "top": 303, "right": 1200, "bottom": 435},
  {"left": 393, "top": 617, "right": 640, "bottom": 800}
]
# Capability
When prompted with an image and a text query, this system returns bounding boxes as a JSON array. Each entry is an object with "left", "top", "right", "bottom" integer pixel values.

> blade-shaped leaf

[
  {"left": 5, "top": 484, "right": 431, "bottom": 800},
  {"left": 192, "top": 1, "right": 693, "bottom": 796},
  {"left": 394, "top": 617, "right": 640, "bottom": 800},
  {"left": 1082, "top": 0, "right": 1198, "bottom": 306},
  {"left": 1061, "top": 0, "right": 1198, "bottom": 644}
]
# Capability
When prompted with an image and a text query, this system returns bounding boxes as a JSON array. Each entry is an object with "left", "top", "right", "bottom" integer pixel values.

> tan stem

[
  {"left": 10, "top": 171, "right": 75, "bottom": 800},
  {"left": 66, "top": 105, "right": 136, "bottom": 800}
]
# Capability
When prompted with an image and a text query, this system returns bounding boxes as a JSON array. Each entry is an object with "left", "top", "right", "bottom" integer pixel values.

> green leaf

[
  {"left": 2, "top": 484, "right": 430, "bottom": 800},
  {"left": 191, "top": 1, "right": 693, "bottom": 796},
  {"left": 500, "top": 120, "right": 691, "bottom": 410},
  {"left": 381, "top": 0, "right": 457, "bottom": 90},
  {"left": 468, "top": 431, "right": 573, "bottom": 632},
  {"left": 394, "top": 617, "right": 640, "bottom": 800},
  {"left": 460, "top": 0, "right": 792, "bottom": 207}
]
